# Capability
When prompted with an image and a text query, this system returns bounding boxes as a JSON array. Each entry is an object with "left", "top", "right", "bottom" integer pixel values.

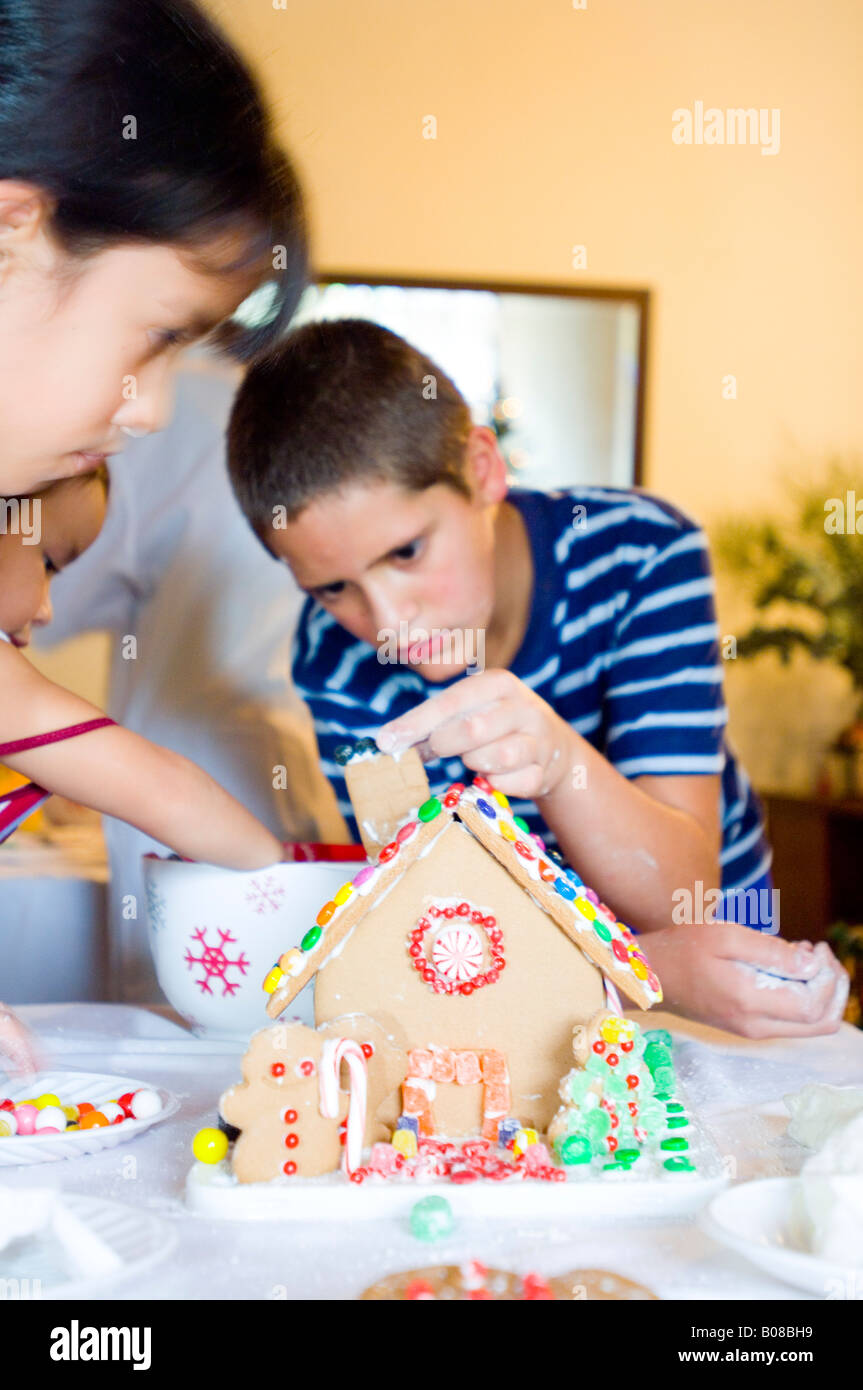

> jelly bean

[
  {"left": 554, "top": 878, "right": 576, "bottom": 901},
  {"left": 278, "top": 949, "right": 304, "bottom": 978},
  {"left": 396, "top": 820, "right": 419, "bottom": 844},
  {"left": 660, "top": 1137, "right": 689, "bottom": 1151},
  {"left": 333, "top": 882, "right": 354, "bottom": 906},
  {"left": 592, "top": 920, "right": 612, "bottom": 942},
  {"left": 475, "top": 797, "right": 496, "bottom": 819},
  {"left": 301, "top": 925, "right": 323, "bottom": 952},
  {"left": 491, "top": 790, "right": 509, "bottom": 809},
  {"left": 664, "top": 1156, "right": 695, "bottom": 1173},
  {"left": 409, "top": 1195, "right": 454, "bottom": 1242},
  {"left": 378, "top": 842, "right": 398, "bottom": 862},
  {"left": 499, "top": 822, "right": 516, "bottom": 842},
  {"left": 34, "top": 1106, "right": 67, "bottom": 1132},
  {"left": 193, "top": 1127, "right": 229, "bottom": 1164},
  {"left": 34, "top": 1093, "right": 62, "bottom": 1110},
  {"left": 315, "top": 899, "right": 335, "bottom": 925},
  {"left": 418, "top": 797, "right": 442, "bottom": 822},
  {"left": 129, "top": 1089, "right": 162, "bottom": 1120},
  {"left": 263, "top": 966, "right": 283, "bottom": 995},
  {"left": 79, "top": 1111, "right": 109, "bottom": 1129},
  {"left": 14, "top": 1105, "right": 37, "bottom": 1135},
  {"left": 666, "top": 1115, "right": 689, "bottom": 1129},
  {"left": 573, "top": 896, "right": 596, "bottom": 919},
  {"left": 472, "top": 775, "right": 493, "bottom": 793},
  {"left": 666, "top": 1101, "right": 685, "bottom": 1113}
]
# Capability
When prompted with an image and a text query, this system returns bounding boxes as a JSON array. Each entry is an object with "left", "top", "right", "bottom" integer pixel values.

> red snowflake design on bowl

[{"left": 407, "top": 901, "right": 505, "bottom": 996}]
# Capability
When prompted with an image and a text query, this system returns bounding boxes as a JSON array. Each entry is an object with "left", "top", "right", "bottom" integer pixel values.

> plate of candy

[{"left": 0, "top": 1070, "right": 179, "bottom": 1165}]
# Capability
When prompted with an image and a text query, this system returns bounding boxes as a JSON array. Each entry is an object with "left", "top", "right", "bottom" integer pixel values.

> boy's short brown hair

[{"left": 227, "top": 318, "right": 473, "bottom": 544}]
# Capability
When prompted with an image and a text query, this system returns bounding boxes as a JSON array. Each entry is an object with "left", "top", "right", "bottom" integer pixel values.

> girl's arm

[{"left": 0, "top": 646, "right": 281, "bottom": 870}]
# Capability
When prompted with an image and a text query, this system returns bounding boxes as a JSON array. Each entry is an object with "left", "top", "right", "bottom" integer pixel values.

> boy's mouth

[{"left": 406, "top": 633, "right": 444, "bottom": 664}]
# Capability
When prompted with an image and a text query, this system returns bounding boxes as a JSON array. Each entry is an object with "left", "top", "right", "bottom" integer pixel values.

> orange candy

[
  {"left": 79, "top": 1110, "right": 109, "bottom": 1129},
  {"left": 77, "top": 1102, "right": 95, "bottom": 1116}
]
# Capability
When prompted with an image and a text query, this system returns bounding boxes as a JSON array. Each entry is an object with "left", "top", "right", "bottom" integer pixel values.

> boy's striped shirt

[{"left": 292, "top": 486, "right": 771, "bottom": 893}]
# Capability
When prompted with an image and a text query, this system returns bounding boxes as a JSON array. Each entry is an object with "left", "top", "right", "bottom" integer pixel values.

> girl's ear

[
  {"left": 0, "top": 182, "right": 54, "bottom": 279},
  {"left": 465, "top": 425, "right": 508, "bottom": 505}
]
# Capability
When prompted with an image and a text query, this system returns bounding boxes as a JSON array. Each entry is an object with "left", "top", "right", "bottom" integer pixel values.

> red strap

[{"left": 0, "top": 717, "right": 116, "bottom": 759}]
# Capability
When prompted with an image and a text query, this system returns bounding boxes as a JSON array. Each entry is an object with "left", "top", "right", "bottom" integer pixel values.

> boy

[{"left": 228, "top": 318, "right": 846, "bottom": 1038}]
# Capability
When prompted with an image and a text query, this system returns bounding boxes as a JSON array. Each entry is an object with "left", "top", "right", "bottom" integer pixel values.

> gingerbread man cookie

[{"left": 220, "top": 1013, "right": 406, "bottom": 1183}]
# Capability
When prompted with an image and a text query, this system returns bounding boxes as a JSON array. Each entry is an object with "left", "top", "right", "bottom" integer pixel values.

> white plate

[
  {"left": 187, "top": 1086, "right": 728, "bottom": 1223},
  {"left": 0, "top": 1070, "right": 179, "bottom": 1166},
  {"left": 0, "top": 1191, "right": 178, "bottom": 1298},
  {"left": 700, "top": 1179, "right": 863, "bottom": 1299}
]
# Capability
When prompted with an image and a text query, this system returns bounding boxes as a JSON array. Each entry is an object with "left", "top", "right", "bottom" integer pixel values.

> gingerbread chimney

[{"left": 343, "top": 744, "right": 431, "bottom": 858}]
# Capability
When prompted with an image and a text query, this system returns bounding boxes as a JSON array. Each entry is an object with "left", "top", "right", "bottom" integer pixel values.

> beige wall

[
  {"left": 203, "top": 0, "right": 861, "bottom": 790},
  {"left": 31, "top": 2, "right": 862, "bottom": 794}
]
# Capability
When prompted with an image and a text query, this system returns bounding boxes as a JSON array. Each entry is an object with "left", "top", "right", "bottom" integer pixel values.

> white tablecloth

[{"left": 2, "top": 1003, "right": 862, "bottom": 1301}]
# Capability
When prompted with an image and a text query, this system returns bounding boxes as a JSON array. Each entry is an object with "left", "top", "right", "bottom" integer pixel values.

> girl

[
  {"left": 0, "top": 0, "right": 309, "bottom": 1065},
  {"left": 0, "top": 0, "right": 307, "bottom": 496},
  {"left": 0, "top": 472, "right": 286, "bottom": 1068}
]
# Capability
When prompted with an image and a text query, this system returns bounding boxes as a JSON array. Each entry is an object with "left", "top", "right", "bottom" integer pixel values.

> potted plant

[{"left": 713, "top": 463, "right": 863, "bottom": 796}]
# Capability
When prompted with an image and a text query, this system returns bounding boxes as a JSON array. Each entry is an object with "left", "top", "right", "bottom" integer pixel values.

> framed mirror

[{"left": 294, "top": 272, "right": 650, "bottom": 489}]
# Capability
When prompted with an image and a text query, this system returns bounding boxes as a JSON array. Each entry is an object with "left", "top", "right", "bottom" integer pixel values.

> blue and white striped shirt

[{"left": 292, "top": 486, "right": 771, "bottom": 893}]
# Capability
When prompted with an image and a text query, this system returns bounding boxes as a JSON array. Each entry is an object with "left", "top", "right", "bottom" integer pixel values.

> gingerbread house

[{"left": 262, "top": 747, "right": 662, "bottom": 1139}]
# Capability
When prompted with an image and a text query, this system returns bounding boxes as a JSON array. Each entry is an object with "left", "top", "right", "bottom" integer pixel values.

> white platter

[
  {"left": 0, "top": 1191, "right": 178, "bottom": 1299},
  {"left": 187, "top": 1095, "right": 728, "bottom": 1223},
  {"left": 701, "top": 1178, "right": 863, "bottom": 1300},
  {"left": 0, "top": 1070, "right": 179, "bottom": 1166}
]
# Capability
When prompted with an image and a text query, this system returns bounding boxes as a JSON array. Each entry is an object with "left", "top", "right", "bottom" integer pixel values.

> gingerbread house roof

[{"left": 264, "top": 764, "right": 663, "bottom": 1019}]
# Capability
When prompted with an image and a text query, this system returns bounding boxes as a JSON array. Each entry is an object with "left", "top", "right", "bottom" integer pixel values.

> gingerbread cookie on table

[
  {"left": 220, "top": 1013, "right": 406, "bottom": 1182},
  {"left": 360, "top": 1262, "right": 658, "bottom": 1300}
]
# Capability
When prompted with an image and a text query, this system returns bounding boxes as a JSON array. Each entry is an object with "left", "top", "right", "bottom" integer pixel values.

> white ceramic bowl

[{"left": 143, "top": 855, "right": 356, "bottom": 1039}]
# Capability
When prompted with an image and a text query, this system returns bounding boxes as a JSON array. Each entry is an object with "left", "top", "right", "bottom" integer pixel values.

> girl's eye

[
  {"left": 392, "top": 539, "right": 422, "bottom": 562},
  {"left": 43, "top": 557, "right": 58, "bottom": 576}
]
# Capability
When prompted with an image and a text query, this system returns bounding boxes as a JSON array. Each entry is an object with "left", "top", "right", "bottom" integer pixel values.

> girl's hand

[
  {"left": 639, "top": 924, "right": 848, "bottom": 1039},
  {"left": 0, "top": 1004, "right": 41, "bottom": 1076},
  {"left": 377, "top": 669, "right": 576, "bottom": 799}
]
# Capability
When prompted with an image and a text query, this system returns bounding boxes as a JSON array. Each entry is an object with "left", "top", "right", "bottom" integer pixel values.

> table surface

[{"left": 2, "top": 1003, "right": 862, "bottom": 1301}]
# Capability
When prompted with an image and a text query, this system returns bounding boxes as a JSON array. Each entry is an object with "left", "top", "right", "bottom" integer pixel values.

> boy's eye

[
  {"left": 316, "top": 581, "right": 346, "bottom": 600},
  {"left": 43, "top": 556, "right": 58, "bottom": 576}
]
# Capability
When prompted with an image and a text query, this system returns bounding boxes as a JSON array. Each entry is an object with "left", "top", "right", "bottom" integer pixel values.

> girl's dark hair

[
  {"left": 227, "top": 318, "right": 474, "bottom": 544},
  {"left": 0, "top": 0, "right": 307, "bottom": 360}
]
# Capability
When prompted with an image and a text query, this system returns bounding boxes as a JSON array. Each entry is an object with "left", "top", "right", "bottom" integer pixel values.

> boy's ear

[{"left": 464, "top": 425, "right": 508, "bottom": 505}]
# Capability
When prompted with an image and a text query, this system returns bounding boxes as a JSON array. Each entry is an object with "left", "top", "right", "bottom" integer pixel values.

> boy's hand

[
  {"left": 0, "top": 1004, "right": 41, "bottom": 1076},
  {"left": 376, "top": 669, "right": 576, "bottom": 799},
  {"left": 639, "top": 925, "right": 849, "bottom": 1039}
]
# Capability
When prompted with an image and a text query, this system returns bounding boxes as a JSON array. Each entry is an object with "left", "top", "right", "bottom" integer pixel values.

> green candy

[
  {"left": 557, "top": 1133, "right": 592, "bottom": 1165},
  {"left": 666, "top": 1115, "right": 689, "bottom": 1129},
  {"left": 664, "top": 1156, "right": 695, "bottom": 1173},
  {"left": 660, "top": 1137, "right": 689, "bottom": 1151},
  {"left": 652, "top": 1066, "right": 676, "bottom": 1093},
  {"left": 615, "top": 1148, "right": 641, "bottom": 1163},
  {"left": 418, "top": 797, "right": 442, "bottom": 822},
  {"left": 643, "top": 1041, "right": 672, "bottom": 1074},
  {"left": 644, "top": 1028, "right": 673, "bottom": 1048},
  {"left": 666, "top": 1101, "right": 685, "bottom": 1113},
  {"left": 513, "top": 815, "right": 530, "bottom": 833},
  {"left": 592, "top": 921, "right": 612, "bottom": 942},
  {"left": 409, "top": 1195, "right": 454, "bottom": 1241},
  {"left": 301, "top": 925, "right": 322, "bottom": 952},
  {"left": 653, "top": 1091, "right": 673, "bottom": 1103}
]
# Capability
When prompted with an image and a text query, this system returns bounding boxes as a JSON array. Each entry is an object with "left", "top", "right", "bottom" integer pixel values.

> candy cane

[
  {"left": 319, "top": 1038, "right": 368, "bottom": 1176},
  {"left": 604, "top": 977, "right": 624, "bottom": 1017}
]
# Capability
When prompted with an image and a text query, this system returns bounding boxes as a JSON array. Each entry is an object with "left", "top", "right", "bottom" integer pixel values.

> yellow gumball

[
  {"left": 192, "top": 1127, "right": 229, "bottom": 1164},
  {"left": 35, "top": 1093, "right": 62, "bottom": 1110}
]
